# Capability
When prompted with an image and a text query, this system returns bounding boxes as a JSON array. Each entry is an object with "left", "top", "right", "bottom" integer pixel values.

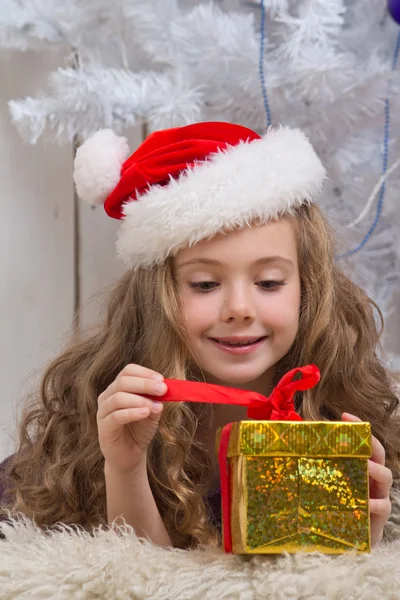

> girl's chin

[{"left": 204, "top": 366, "right": 272, "bottom": 389}]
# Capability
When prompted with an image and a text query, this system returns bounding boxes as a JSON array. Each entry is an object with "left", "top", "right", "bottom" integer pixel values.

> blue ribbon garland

[
  {"left": 339, "top": 30, "right": 400, "bottom": 258},
  {"left": 259, "top": 0, "right": 272, "bottom": 128}
]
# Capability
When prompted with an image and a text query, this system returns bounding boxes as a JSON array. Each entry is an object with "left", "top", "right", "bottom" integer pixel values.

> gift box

[
  {"left": 216, "top": 419, "right": 372, "bottom": 554},
  {"left": 145, "top": 364, "right": 372, "bottom": 555}
]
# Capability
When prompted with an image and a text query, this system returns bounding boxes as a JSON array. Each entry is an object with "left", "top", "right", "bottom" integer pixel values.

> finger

[
  {"left": 342, "top": 413, "right": 386, "bottom": 465},
  {"left": 99, "top": 365, "right": 163, "bottom": 400},
  {"left": 342, "top": 412, "right": 361, "bottom": 423},
  {"left": 104, "top": 406, "right": 153, "bottom": 429},
  {"left": 370, "top": 436, "right": 386, "bottom": 466},
  {"left": 100, "top": 376, "right": 167, "bottom": 403},
  {"left": 98, "top": 392, "right": 163, "bottom": 419},
  {"left": 369, "top": 497, "right": 392, "bottom": 520},
  {"left": 117, "top": 364, "right": 164, "bottom": 381},
  {"left": 368, "top": 460, "right": 393, "bottom": 499}
]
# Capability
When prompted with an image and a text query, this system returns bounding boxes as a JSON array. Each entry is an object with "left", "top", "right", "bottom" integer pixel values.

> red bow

[{"left": 151, "top": 364, "right": 319, "bottom": 420}]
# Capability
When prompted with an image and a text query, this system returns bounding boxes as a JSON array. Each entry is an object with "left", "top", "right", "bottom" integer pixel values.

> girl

[{"left": 0, "top": 122, "right": 397, "bottom": 550}]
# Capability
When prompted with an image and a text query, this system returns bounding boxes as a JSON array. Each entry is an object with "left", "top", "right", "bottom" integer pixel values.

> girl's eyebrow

[{"left": 176, "top": 256, "right": 294, "bottom": 269}]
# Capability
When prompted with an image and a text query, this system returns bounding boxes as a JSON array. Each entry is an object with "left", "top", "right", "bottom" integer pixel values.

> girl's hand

[
  {"left": 97, "top": 364, "right": 167, "bottom": 476},
  {"left": 342, "top": 412, "right": 393, "bottom": 546}
]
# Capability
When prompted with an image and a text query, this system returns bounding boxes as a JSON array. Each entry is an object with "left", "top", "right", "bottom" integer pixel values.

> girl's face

[{"left": 175, "top": 218, "right": 301, "bottom": 393}]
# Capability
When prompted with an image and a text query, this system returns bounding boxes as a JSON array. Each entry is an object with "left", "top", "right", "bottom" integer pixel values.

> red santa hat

[{"left": 73, "top": 121, "right": 326, "bottom": 269}]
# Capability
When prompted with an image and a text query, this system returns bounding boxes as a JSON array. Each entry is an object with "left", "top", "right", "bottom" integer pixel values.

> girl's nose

[{"left": 220, "top": 286, "right": 256, "bottom": 322}]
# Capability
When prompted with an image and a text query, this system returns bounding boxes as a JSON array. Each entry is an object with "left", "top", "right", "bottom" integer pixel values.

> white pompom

[{"left": 73, "top": 129, "right": 130, "bottom": 206}]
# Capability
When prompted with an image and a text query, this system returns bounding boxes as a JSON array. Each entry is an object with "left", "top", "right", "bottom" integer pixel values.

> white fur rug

[{"left": 1, "top": 516, "right": 400, "bottom": 600}]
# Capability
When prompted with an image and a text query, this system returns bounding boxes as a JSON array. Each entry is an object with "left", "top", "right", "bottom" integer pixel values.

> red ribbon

[{"left": 145, "top": 364, "right": 321, "bottom": 552}]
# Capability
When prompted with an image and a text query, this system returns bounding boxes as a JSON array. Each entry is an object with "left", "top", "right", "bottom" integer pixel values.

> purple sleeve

[
  {"left": 0, "top": 455, "right": 14, "bottom": 507},
  {"left": 0, "top": 457, "right": 13, "bottom": 536}
]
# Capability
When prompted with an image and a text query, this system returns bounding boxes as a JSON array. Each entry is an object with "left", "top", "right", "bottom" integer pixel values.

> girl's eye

[
  {"left": 257, "top": 280, "right": 286, "bottom": 290},
  {"left": 188, "top": 282, "right": 219, "bottom": 292}
]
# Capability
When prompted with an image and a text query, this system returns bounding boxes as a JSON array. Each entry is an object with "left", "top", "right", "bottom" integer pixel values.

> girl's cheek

[
  {"left": 273, "top": 287, "right": 300, "bottom": 311},
  {"left": 263, "top": 299, "right": 299, "bottom": 329},
  {"left": 181, "top": 293, "right": 212, "bottom": 319}
]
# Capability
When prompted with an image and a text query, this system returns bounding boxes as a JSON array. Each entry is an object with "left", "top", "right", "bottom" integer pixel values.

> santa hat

[{"left": 73, "top": 122, "right": 326, "bottom": 269}]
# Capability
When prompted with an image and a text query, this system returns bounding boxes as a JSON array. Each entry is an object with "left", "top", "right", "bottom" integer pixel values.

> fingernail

[
  {"left": 152, "top": 401, "right": 163, "bottom": 412},
  {"left": 155, "top": 382, "right": 167, "bottom": 393},
  {"left": 153, "top": 373, "right": 164, "bottom": 381}
]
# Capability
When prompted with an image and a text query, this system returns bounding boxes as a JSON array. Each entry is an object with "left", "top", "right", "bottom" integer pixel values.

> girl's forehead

[{"left": 175, "top": 219, "right": 298, "bottom": 267}]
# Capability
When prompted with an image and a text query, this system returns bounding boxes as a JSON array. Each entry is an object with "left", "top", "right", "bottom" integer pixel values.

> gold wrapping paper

[{"left": 216, "top": 421, "right": 372, "bottom": 554}]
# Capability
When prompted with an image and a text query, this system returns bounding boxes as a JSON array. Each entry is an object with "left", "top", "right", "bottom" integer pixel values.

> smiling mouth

[{"left": 210, "top": 336, "right": 267, "bottom": 347}]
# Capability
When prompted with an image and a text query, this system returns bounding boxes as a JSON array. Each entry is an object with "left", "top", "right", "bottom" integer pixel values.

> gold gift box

[{"left": 216, "top": 421, "right": 372, "bottom": 554}]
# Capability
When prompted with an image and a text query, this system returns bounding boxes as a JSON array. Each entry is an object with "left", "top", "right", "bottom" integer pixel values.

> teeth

[{"left": 218, "top": 339, "right": 259, "bottom": 346}]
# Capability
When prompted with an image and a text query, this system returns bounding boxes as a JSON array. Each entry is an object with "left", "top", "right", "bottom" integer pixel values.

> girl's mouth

[{"left": 209, "top": 336, "right": 267, "bottom": 355}]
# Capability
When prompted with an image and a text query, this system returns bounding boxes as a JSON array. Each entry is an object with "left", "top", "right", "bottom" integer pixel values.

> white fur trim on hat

[
  {"left": 116, "top": 127, "right": 326, "bottom": 269},
  {"left": 74, "top": 129, "right": 130, "bottom": 206}
]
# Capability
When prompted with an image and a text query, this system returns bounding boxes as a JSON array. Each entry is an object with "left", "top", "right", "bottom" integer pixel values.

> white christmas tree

[{"left": 1, "top": 0, "right": 400, "bottom": 368}]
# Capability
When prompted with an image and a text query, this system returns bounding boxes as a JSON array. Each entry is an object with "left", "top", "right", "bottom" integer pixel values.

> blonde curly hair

[{"left": 1, "top": 203, "right": 399, "bottom": 549}]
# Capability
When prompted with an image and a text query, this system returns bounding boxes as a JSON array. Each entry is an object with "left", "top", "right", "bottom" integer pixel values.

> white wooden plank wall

[
  {"left": 0, "top": 51, "right": 143, "bottom": 461},
  {"left": 0, "top": 54, "right": 399, "bottom": 462},
  {"left": 0, "top": 50, "right": 74, "bottom": 461}
]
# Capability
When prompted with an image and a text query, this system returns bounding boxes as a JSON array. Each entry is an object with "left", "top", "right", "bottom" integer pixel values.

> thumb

[
  {"left": 134, "top": 404, "right": 164, "bottom": 452},
  {"left": 145, "top": 401, "right": 164, "bottom": 424},
  {"left": 342, "top": 412, "right": 361, "bottom": 423}
]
